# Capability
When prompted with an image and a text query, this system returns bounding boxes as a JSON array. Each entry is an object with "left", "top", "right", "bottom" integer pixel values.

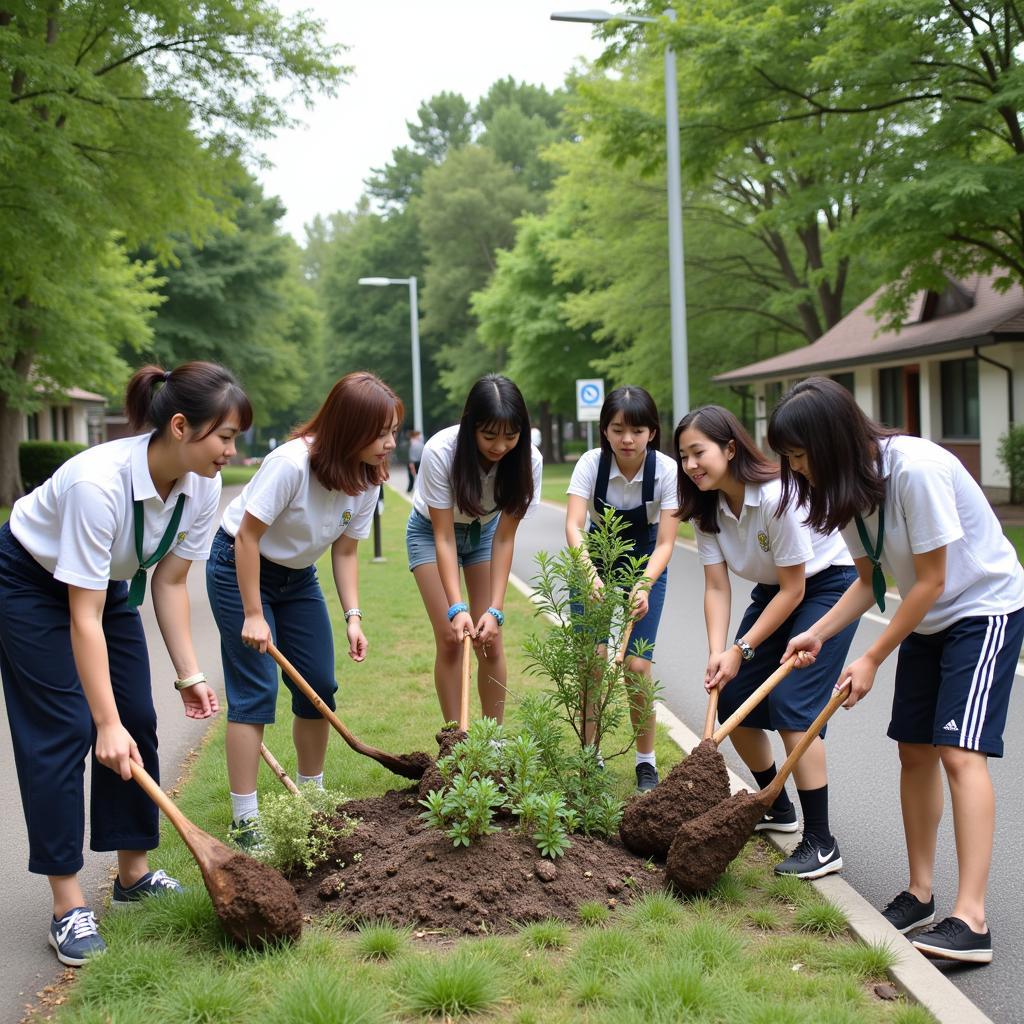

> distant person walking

[{"left": 407, "top": 430, "right": 424, "bottom": 493}]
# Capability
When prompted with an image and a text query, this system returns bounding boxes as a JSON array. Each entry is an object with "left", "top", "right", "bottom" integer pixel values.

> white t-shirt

[
  {"left": 566, "top": 447, "right": 679, "bottom": 525},
  {"left": 696, "top": 479, "right": 852, "bottom": 585},
  {"left": 10, "top": 433, "right": 221, "bottom": 589},
  {"left": 412, "top": 424, "right": 543, "bottom": 525},
  {"left": 841, "top": 435, "right": 1024, "bottom": 633},
  {"left": 220, "top": 437, "right": 377, "bottom": 569}
]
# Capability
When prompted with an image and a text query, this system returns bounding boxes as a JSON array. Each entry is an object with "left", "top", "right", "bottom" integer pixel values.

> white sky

[{"left": 257, "top": 1, "right": 609, "bottom": 240}]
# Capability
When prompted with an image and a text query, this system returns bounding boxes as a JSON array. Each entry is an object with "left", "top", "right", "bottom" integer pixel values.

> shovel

[
  {"left": 267, "top": 642, "right": 431, "bottom": 780},
  {"left": 129, "top": 762, "right": 301, "bottom": 945},
  {"left": 620, "top": 657, "right": 797, "bottom": 858},
  {"left": 665, "top": 681, "right": 851, "bottom": 894},
  {"left": 459, "top": 633, "right": 472, "bottom": 731},
  {"left": 260, "top": 743, "right": 301, "bottom": 797}
]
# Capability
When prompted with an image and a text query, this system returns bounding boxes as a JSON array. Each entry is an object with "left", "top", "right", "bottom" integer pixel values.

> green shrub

[
  {"left": 255, "top": 784, "right": 354, "bottom": 874},
  {"left": 998, "top": 424, "right": 1024, "bottom": 503},
  {"left": 19, "top": 440, "right": 87, "bottom": 489}
]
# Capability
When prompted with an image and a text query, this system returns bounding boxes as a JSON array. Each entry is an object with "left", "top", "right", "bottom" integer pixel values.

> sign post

[{"left": 576, "top": 378, "right": 604, "bottom": 450}]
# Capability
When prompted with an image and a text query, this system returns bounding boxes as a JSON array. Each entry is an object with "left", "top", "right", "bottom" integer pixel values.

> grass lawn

[
  {"left": 0, "top": 505, "right": 9, "bottom": 526},
  {"left": 219, "top": 464, "right": 260, "bottom": 487},
  {"left": 46, "top": 506, "right": 926, "bottom": 1024}
]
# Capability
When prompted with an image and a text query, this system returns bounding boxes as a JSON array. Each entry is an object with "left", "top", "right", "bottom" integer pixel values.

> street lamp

[
  {"left": 357, "top": 276, "right": 423, "bottom": 435},
  {"left": 551, "top": 7, "right": 690, "bottom": 425}
]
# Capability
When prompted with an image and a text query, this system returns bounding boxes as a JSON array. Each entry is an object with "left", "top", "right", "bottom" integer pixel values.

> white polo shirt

[
  {"left": 220, "top": 437, "right": 377, "bottom": 569},
  {"left": 696, "top": 479, "right": 852, "bottom": 585},
  {"left": 412, "top": 425, "right": 543, "bottom": 525},
  {"left": 567, "top": 447, "right": 679, "bottom": 525},
  {"left": 10, "top": 433, "right": 221, "bottom": 589},
  {"left": 841, "top": 435, "right": 1024, "bottom": 633}
]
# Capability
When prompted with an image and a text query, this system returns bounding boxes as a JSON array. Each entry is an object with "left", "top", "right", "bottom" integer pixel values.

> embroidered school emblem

[
  {"left": 342, "top": 509, "right": 353, "bottom": 526},
  {"left": 757, "top": 530, "right": 770, "bottom": 552},
  {"left": 176, "top": 530, "right": 188, "bottom": 544}
]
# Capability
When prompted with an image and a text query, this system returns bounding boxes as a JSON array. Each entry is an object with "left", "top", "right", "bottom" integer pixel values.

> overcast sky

[{"left": 257, "top": 1, "right": 608, "bottom": 240}]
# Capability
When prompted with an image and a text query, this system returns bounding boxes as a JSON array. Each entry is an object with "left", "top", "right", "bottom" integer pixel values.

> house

[
  {"left": 22, "top": 387, "right": 108, "bottom": 447},
  {"left": 714, "top": 273, "right": 1024, "bottom": 500}
]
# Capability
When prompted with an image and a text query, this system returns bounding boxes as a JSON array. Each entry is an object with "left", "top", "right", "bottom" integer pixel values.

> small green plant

[
  {"left": 747, "top": 906, "right": 782, "bottom": 931},
  {"left": 998, "top": 423, "right": 1024, "bottom": 504},
  {"left": 419, "top": 768, "right": 506, "bottom": 848},
  {"left": 265, "top": 963, "right": 392, "bottom": 1024},
  {"left": 824, "top": 940, "right": 898, "bottom": 980},
  {"left": 400, "top": 950, "right": 504, "bottom": 1017},
  {"left": 532, "top": 791, "right": 576, "bottom": 858},
  {"left": 795, "top": 900, "right": 848, "bottom": 937},
  {"left": 255, "top": 784, "right": 353, "bottom": 874},
  {"left": 519, "top": 919, "right": 571, "bottom": 949},
  {"left": 354, "top": 919, "right": 410, "bottom": 961}
]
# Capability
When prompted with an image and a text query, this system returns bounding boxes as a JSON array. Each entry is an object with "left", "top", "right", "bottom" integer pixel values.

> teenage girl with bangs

[
  {"left": 207, "top": 372, "right": 401, "bottom": 845},
  {"left": 771, "top": 377, "right": 1024, "bottom": 964},
  {"left": 565, "top": 385, "right": 678, "bottom": 792},
  {"left": 407, "top": 374, "right": 542, "bottom": 725},
  {"left": 0, "top": 362, "right": 249, "bottom": 966},
  {"left": 675, "top": 405, "right": 858, "bottom": 877}
]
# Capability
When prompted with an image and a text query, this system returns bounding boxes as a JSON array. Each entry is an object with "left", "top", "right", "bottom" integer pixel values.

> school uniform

[
  {"left": 695, "top": 479, "right": 858, "bottom": 731},
  {"left": 566, "top": 447, "right": 679, "bottom": 660},
  {"left": 0, "top": 434, "right": 220, "bottom": 876},
  {"left": 206, "top": 437, "right": 377, "bottom": 724},
  {"left": 841, "top": 435, "right": 1024, "bottom": 756},
  {"left": 406, "top": 425, "right": 543, "bottom": 571}
]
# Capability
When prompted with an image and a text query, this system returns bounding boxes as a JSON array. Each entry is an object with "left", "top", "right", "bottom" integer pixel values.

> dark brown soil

[
  {"left": 665, "top": 790, "right": 768, "bottom": 895},
  {"left": 416, "top": 726, "right": 466, "bottom": 798},
  {"left": 393, "top": 749, "right": 434, "bottom": 779},
  {"left": 291, "top": 787, "right": 662, "bottom": 934},
  {"left": 211, "top": 852, "right": 304, "bottom": 945},
  {"left": 619, "top": 739, "right": 732, "bottom": 859}
]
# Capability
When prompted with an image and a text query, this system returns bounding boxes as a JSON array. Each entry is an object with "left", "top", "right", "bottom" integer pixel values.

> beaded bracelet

[
  {"left": 344, "top": 608, "right": 363, "bottom": 622},
  {"left": 174, "top": 671, "right": 206, "bottom": 691},
  {"left": 485, "top": 607, "right": 505, "bottom": 627},
  {"left": 447, "top": 601, "right": 469, "bottom": 622}
]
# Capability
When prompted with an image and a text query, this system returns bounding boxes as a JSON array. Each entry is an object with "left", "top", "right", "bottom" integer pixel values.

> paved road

[{"left": 512, "top": 500, "right": 1024, "bottom": 1024}]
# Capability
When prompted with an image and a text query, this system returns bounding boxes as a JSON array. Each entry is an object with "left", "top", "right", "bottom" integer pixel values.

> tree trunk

[
  {"left": 0, "top": 347, "right": 34, "bottom": 506},
  {"left": 555, "top": 414, "right": 564, "bottom": 462},
  {"left": 539, "top": 400, "right": 554, "bottom": 463}
]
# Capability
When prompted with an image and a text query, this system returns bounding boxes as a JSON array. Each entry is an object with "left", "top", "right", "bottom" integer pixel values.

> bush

[
  {"left": 254, "top": 784, "right": 354, "bottom": 874},
  {"left": 998, "top": 424, "right": 1024, "bottom": 503},
  {"left": 19, "top": 440, "right": 87, "bottom": 490}
]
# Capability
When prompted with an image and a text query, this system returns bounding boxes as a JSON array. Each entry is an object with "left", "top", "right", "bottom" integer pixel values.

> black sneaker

[
  {"left": 912, "top": 916, "right": 992, "bottom": 964},
  {"left": 635, "top": 762, "right": 659, "bottom": 792},
  {"left": 229, "top": 817, "right": 264, "bottom": 852},
  {"left": 774, "top": 835, "right": 843, "bottom": 879},
  {"left": 755, "top": 803, "right": 799, "bottom": 833},
  {"left": 112, "top": 869, "right": 183, "bottom": 907},
  {"left": 881, "top": 890, "right": 935, "bottom": 934},
  {"left": 48, "top": 907, "right": 106, "bottom": 967}
]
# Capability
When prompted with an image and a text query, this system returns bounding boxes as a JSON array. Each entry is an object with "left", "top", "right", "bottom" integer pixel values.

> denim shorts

[{"left": 406, "top": 508, "right": 500, "bottom": 571}]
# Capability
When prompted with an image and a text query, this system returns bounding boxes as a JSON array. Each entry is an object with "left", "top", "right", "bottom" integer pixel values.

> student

[
  {"left": 407, "top": 374, "right": 542, "bottom": 725},
  {"left": 566, "top": 386, "right": 678, "bottom": 792},
  {"left": 206, "top": 372, "right": 401, "bottom": 845},
  {"left": 407, "top": 429, "right": 424, "bottom": 493},
  {"left": 0, "top": 362, "right": 248, "bottom": 966},
  {"left": 771, "top": 377, "right": 1024, "bottom": 963},
  {"left": 675, "top": 405, "right": 858, "bottom": 875}
]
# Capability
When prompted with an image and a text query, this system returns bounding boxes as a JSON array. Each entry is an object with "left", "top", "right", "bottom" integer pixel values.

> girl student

[
  {"left": 771, "top": 377, "right": 1024, "bottom": 964},
  {"left": 407, "top": 374, "right": 542, "bottom": 725},
  {"left": 566, "top": 385, "right": 678, "bottom": 792},
  {"left": 206, "top": 372, "right": 401, "bottom": 845},
  {"left": 0, "top": 362, "right": 249, "bottom": 967},
  {"left": 675, "top": 405, "right": 858, "bottom": 877}
]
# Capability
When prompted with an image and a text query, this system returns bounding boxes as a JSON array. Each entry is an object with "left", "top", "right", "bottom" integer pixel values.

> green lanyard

[
  {"left": 127, "top": 492, "right": 185, "bottom": 607},
  {"left": 854, "top": 503, "right": 886, "bottom": 613}
]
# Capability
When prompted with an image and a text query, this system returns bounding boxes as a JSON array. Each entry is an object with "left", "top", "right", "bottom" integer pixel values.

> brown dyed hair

[
  {"left": 125, "top": 362, "right": 252, "bottom": 439},
  {"left": 291, "top": 372, "right": 404, "bottom": 495}
]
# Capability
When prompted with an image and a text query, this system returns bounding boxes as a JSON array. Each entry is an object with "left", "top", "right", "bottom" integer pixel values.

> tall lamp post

[
  {"left": 551, "top": 7, "right": 689, "bottom": 425},
  {"left": 357, "top": 276, "right": 423, "bottom": 435}
]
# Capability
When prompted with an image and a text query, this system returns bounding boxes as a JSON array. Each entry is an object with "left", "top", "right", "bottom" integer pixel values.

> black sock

[
  {"left": 752, "top": 764, "right": 792, "bottom": 813},
  {"left": 797, "top": 784, "right": 831, "bottom": 845}
]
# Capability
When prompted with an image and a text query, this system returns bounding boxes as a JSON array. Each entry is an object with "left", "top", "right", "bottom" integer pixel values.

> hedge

[{"left": 19, "top": 440, "right": 87, "bottom": 490}]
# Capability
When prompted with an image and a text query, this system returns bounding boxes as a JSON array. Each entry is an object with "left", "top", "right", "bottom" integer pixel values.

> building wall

[{"left": 22, "top": 401, "right": 105, "bottom": 446}]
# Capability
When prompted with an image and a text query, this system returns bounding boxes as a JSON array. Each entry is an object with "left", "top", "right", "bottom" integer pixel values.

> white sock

[
  {"left": 297, "top": 771, "right": 324, "bottom": 789},
  {"left": 230, "top": 791, "right": 258, "bottom": 823},
  {"left": 635, "top": 751, "right": 657, "bottom": 768}
]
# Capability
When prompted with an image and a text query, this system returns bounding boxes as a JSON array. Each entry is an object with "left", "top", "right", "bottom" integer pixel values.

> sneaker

[
  {"left": 229, "top": 817, "right": 264, "bottom": 852},
  {"left": 111, "top": 869, "right": 183, "bottom": 906},
  {"left": 912, "top": 916, "right": 992, "bottom": 964},
  {"left": 881, "top": 890, "right": 935, "bottom": 934},
  {"left": 754, "top": 803, "right": 800, "bottom": 833},
  {"left": 774, "top": 835, "right": 843, "bottom": 879},
  {"left": 48, "top": 907, "right": 106, "bottom": 967},
  {"left": 635, "top": 762, "right": 659, "bottom": 792}
]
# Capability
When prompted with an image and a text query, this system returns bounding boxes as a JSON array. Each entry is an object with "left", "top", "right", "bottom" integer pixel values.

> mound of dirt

[{"left": 291, "top": 787, "right": 662, "bottom": 934}]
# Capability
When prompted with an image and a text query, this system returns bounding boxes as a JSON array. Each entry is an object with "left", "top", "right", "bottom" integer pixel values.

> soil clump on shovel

[{"left": 417, "top": 725, "right": 467, "bottom": 798}]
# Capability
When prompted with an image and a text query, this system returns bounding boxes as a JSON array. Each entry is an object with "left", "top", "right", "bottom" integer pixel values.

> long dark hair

[
  {"left": 125, "top": 362, "right": 252, "bottom": 439},
  {"left": 767, "top": 377, "right": 897, "bottom": 533},
  {"left": 291, "top": 372, "right": 403, "bottom": 494},
  {"left": 453, "top": 374, "right": 533, "bottom": 519},
  {"left": 674, "top": 405, "right": 778, "bottom": 533},
  {"left": 598, "top": 385, "right": 660, "bottom": 456}
]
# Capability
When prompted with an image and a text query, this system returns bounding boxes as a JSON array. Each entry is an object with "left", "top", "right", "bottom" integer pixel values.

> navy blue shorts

[
  {"left": 717, "top": 565, "right": 859, "bottom": 733},
  {"left": 890, "top": 608, "right": 1024, "bottom": 757}
]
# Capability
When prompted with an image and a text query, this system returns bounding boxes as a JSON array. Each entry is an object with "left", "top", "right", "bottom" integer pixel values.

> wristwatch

[{"left": 734, "top": 639, "right": 755, "bottom": 661}]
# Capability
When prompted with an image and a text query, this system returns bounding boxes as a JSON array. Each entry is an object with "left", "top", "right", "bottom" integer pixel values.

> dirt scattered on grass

[{"left": 291, "top": 787, "right": 661, "bottom": 934}]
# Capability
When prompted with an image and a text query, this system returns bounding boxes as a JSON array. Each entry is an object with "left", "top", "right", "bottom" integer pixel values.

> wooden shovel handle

[
  {"left": 129, "top": 761, "right": 213, "bottom": 865},
  {"left": 702, "top": 686, "right": 720, "bottom": 740},
  {"left": 711, "top": 656, "right": 797, "bottom": 744},
  {"left": 459, "top": 633, "right": 472, "bottom": 731},
  {"left": 614, "top": 620, "right": 635, "bottom": 666},
  {"left": 762, "top": 682, "right": 851, "bottom": 803},
  {"left": 260, "top": 743, "right": 301, "bottom": 797}
]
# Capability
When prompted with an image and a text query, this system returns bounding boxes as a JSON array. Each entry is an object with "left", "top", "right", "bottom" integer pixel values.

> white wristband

[
  {"left": 174, "top": 671, "right": 206, "bottom": 691},
  {"left": 344, "top": 608, "right": 362, "bottom": 622}
]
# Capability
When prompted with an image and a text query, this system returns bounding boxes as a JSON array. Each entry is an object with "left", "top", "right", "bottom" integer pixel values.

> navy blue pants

[{"left": 0, "top": 524, "right": 159, "bottom": 876}]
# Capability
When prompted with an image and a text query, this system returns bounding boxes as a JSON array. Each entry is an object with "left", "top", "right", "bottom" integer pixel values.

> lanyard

[
  {"left": 127, "top": 492, "right": 185, "bottom": 607},
  {"left": 854, "top": 503, "right": 886, "bottom": 613}
]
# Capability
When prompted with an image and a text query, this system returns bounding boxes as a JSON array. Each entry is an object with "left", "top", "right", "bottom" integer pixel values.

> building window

[
  {"left": 63, "top": 406, "right": 72, "bottom": 442},
  {"left": 50, "top": 406, "right": 61, "bottom": 440},
  {"left": 879, "top": 367, "right": 904, "bottom": 428},
  {"left": 830, "top": 372, "right": 855, "bottom": 393},
  {"left": 27, "top": 412, "right": 39, "bottom": 440},
  {"left": 940, "top": 358, "right": 979, "bottom": 439}
]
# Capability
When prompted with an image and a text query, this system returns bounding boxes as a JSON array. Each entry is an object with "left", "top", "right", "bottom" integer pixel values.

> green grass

[
  {"left": 219, "top": 464, "right": 260, "bottom": 487},
  {"left": 1003, "top": 524, "right": 1024, "bottom": 564},
  {"left": 0, "top": 505, "right": 9, "bottom": 525},
  {"left": 46, "top": 504, "right": 929, "bottom": 1024}
]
